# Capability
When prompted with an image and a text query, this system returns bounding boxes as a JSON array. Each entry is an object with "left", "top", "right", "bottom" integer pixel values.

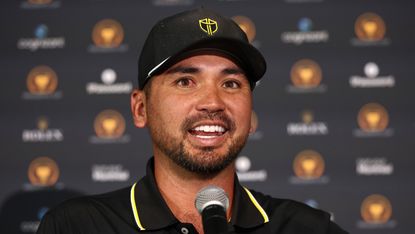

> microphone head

[{"left": 195, "top": 185, "right": 230, "bottom": 214}]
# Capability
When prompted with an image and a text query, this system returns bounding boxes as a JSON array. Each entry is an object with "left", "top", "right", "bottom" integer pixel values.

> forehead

[{"left": 165, "top": 53, "right": 244, "bottom": 73}]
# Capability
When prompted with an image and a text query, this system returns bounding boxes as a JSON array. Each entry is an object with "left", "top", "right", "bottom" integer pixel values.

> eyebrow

[
  {"left": 165, "top": 66, "right": 199, "bottom": 75},
  {"left": 165, "top": 66, "right": 245, "bottom": 76}
]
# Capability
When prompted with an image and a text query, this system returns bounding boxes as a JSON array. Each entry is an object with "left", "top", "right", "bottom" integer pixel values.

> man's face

[{"left": 141, "top": 54, "right": 253, "bottom": 176}]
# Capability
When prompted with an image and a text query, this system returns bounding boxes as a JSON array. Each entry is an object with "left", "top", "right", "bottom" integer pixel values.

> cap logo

[{"left": 199, "top": 18, "right": 218, "bottom": 36}]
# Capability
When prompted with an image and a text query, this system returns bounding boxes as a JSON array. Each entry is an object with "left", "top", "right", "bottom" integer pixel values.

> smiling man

[{"left": 37, "top": 8, "right": 348, "bottom": 234}]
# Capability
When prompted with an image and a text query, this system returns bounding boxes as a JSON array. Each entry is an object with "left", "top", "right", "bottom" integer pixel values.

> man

[{"left": 37, "top": 8, "right": 348, "bottom": 234}]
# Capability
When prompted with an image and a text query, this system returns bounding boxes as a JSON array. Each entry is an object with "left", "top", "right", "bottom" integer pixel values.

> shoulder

[
  {"left": 37, "top": 186, "right": 132, "bottom": 233},
  {"left": 246, "top": 189, "right": 348, "bottom": 234},
  {"left": 48, "top": 186, "right": 131, "bottom": 216}
]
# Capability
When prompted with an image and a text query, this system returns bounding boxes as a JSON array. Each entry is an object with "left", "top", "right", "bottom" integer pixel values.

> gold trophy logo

[
  {"left": 250, "top": 110, "right": 258, "bottom": 134},
  {"left": 37, "top": 116, "right": 49, "bottom": 130},
  {"left": 355, "top": 13, "right": 386, "bottom": 41},
  {"left": 28, "top": 157, "right": 59, "bottom": 186},
  {"left": 92, "top": 19, "right": 124, "bottom": 48},
  {"left": 293, "top": 150, "right": 325, "bottom": 179},
  {"left": 232, "top": 16, "right": 256, "bottom": 43},
  {"left": 357, "top": 103, "right": 389, "bottom": 132},
  {"left": 301, "top": 110, "right": 314, "bottom": 124},
  {"left": 291, "top": 59, "right": 322, "bottom": 88},
  {"left": 26, "top": 65, "right": 58, "bottom": 95},
  {"left": 361, "top": 194, "right": 392, "bottom": 223},
  {"left": 28, "top": 0, "right": 53, "bottom": 4},
  {"left": 94, "top": 110, "right": 125, "bottom": 138}
]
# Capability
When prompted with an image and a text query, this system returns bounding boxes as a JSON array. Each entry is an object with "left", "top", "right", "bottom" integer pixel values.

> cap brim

[{"left": 146, "top": 37, "right": 266, "bottom": 89}]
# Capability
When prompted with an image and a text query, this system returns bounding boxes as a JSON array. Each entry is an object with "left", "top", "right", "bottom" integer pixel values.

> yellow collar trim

[
  {"left": 243, "top": 187, "right": 269, "bottom": 223},
  {"left": 130, "top": 182, "right": 145, "bottom": 231}
]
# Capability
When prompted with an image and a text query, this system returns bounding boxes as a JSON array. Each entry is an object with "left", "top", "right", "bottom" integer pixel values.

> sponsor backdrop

[{"left": 0, "top": 0, "right": 414, "bottom": 233}]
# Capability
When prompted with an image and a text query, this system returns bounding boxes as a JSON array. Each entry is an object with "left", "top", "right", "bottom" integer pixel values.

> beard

[{"left": 148, "top": 112, "right": 248, "bottom": 177}]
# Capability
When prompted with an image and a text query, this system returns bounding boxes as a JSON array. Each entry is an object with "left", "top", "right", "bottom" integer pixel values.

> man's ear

[{"left": 131, "top": 89, "right": 147, "bottom": 128}]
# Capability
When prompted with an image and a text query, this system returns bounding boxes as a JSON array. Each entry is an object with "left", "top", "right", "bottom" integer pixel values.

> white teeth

[{"left": 193, "top": 125, "right": 225, "bottom": 133}]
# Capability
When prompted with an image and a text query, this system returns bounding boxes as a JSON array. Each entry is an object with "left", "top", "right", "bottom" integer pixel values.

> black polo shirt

[{"left": 37, "top": 158, "right": 348, "bottom": 234}]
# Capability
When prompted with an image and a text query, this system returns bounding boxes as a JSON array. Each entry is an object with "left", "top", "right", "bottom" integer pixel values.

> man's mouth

[{"left": 188, "top": 124, "right": 228, "bottom": 139}]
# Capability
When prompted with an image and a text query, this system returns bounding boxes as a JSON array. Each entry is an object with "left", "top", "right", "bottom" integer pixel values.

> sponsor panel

[
  {"left": 22, "top": 65, "right": 62, "bottom": 100},
  {"left": 22, "top": 116, "right": 64, "bottom": 142},
  {"left": 92, "top": 164, "right": 130, "bottom": 182},
  {"left": 236, "top": 156, "right": 267, "bottom": 182},
  {"left": 88, "top": 19, "right": 128, "bottom": 53},
  {"left": 17, "top": 24, "right": 65, "bottom": 51},
  {"left": 287, "top": 110, "right": 329, "bottom": 135},
  {"left": 27, "top": 157, "right": 60, "bottom": 187},
  {"left": 357, "top": 194, "right": 396, "bottom": 229},
  {"left": 86, "top": 68, "right": 132, "bottom": 94},
  {"left": 354, "top": 103, "right": 393, "bottom": 137},
  {"left": 20, "top": 0, "right": 61, "bottom": 9},
  {"left": 356, "top": 158, "right": 394, "bottom": 175},
  {"left": 281, "top": 17, "right": 329, "bottom": 45},
  {"left": 289, "top": 150, "right": 329, "bottom": 184},
  {"left": 248, "top": 110, "right": 263, "bottom": 140},
  {"left": 286, "top": 59, "right": 327, "bottom": 93},
  {"left": 351, "top": 12, "right": 390, "bottom": 46},
  {"left": 90, "top": 109, "right": 130, "bottom": 143},
  {"left": 349, "top": 62, "right": 395, "bottom": 88}
]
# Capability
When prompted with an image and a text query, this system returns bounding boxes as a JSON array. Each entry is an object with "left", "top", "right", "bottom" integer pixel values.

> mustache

[{"left": 181, "top": 112, "right": 236, "bottom": 132}]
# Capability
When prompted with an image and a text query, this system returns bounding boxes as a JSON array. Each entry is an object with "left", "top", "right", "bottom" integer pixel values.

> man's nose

[{"left": 195, "top": 85, "right": 226, "bottom": 113}]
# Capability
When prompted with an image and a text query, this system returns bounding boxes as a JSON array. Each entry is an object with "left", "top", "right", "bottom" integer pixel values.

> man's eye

[
  {"left": 223, "top": 80, "right": 241, "bottom": 89},
  {"left": 176, "top": 78, "right": 193, "bottom": 87}
]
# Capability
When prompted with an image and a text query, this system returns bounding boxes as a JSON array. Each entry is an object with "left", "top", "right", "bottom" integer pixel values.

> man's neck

[{"left": 153, "top": 155, "right": 235, "bottom": 234}]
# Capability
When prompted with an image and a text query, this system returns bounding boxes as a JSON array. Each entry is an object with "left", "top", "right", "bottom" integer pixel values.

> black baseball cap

[{"left": 138, "top": 8, "right": 266, "bottom": 90}]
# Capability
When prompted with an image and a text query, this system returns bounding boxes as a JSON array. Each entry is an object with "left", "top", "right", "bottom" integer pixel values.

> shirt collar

[{"left": 130, "top": 158, "right": 269, "bottom": 231}]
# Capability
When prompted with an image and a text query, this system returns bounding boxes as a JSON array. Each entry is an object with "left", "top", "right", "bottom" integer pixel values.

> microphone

[{"left": 195, "top": 185, "right": 230, "bottom": 234}]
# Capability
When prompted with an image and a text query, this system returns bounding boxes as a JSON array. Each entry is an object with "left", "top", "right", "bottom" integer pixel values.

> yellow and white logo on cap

[{"left": 199, "top": 18, "right": 218, "bottom": 36}]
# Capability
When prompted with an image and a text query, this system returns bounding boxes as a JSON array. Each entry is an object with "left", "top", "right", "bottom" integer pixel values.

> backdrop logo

[
  {"left": 199, "top": 18, "right": 218, "bottom": 36},
  {"left": 23, "top": 65, "right": 62, "bottom": 99},
  {"left": 17, "top": 24, "right": 65, "bottom": 51},
  {"left": 235, "top": 156, "right": 267, "bottom": 182},
  {"left": 248, "top": 110, "right": 263, "bottom": 140},
  {"left": 281, "top": 17, "right": 329, "bottom": 45},
  {"left": 356, "top": 158, "right": 394, "bottom": 175},
  {"left": 152, "top": 0, "right": 194, "bottom": 6},
  {"left": 287, "top": 110, "right": 328, "bottom": 135},
  {"left": 358, "top": 194, "right": 396, "bottom": 229},
  {"left": 21, "top": 0, "right": 60, "bottom": 9},
  {"left": 92, "top": 164, "right": 130, "bottom": 182},
  {"left": 352, "top": 12, "right": 390, "bottom": 46},
  {"left": 232, "top": 16, "right": 256, "bottom": 43},
  {"left": 290, "top": 150, "right": 329, "bottom": 184},
  {"left": 287, "top": 59, "right": 326, "bottom": 93},
  {"left": 28, "top": 157, "right": 59, "bottom": 187},
  {"left": 22, "top": 116, "right": 64, "bottom": 142},
  {"left": 354, "top": 103, "right": 393, "bottom": 137},
  {"left": 28, "top": 0, "right": 52, "bottom": 3},
  {"left": 89, "top": 19, "right": 128, "bottom": 53},
  {"left": 86, "top": 68, "right": 132, "bottom": 94},
  {"left": 349, "top": 62, "right": 395, "bottom": 88},
  {"left": 90, "top": 110, "right": 130, "bottom": 143}
]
